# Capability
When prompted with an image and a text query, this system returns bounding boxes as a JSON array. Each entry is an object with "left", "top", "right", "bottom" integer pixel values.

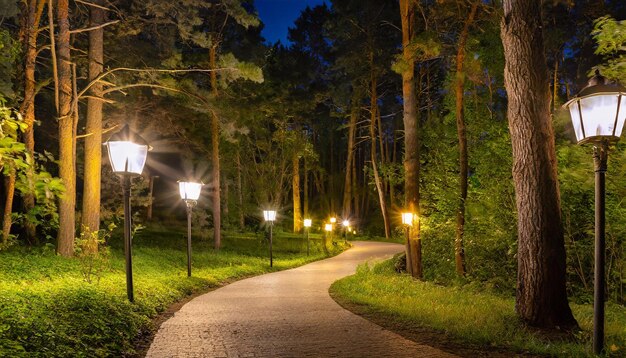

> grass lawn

[
  {"left": 330, "top": 257, "right": 626, "bottom": 357},
  {"left": 0, "top": 223, "right": 348, "bottom": 357}
]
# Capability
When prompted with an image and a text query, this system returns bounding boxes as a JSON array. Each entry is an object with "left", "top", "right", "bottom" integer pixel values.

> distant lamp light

[
  {"left": 263, "top": 210, "right": 277, "bottom": 222},
  {"left": 330, "top": 217, "right": 337, "bottom": 224},
  {"left": 342, "top": 220, "right": 350, "bottom": 227},
  {"left": 324, "top": 223, "right": 332, "bottom": 232},
  {"left": 303, "top": 219, "right": 312, "bottom": 228},
  {"left": 178, "top": 181, "right": 203, "bottom": 202},
  {"left": 402, "top": 212, "right": 414, "bottom": 226}
]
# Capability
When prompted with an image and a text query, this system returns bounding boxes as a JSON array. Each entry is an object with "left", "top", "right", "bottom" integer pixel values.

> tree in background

[{"left": 500, "top": 0, "right": 577, "bottom": 329}]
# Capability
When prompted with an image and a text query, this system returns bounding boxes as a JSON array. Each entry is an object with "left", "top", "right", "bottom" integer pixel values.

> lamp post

[
  {"left": 401, "top": 212, "right": 414, "bottom": 275},
  {"left": 179, "top": 181, "right": 203, "bottom": 277},
  {"left": 263, "top": 210, "right": 277, "bottom": 267},
  {"left": 303, "top": 218, "right": 312, "bottom": 256},
  {"left": 104, "top": 125, "right": 149, "bottom": 302},
  {"left": 324, "top": 223, "right": 333, "bottom": 243},
  {"left": 564, "top": 71, "right": 626, "bottom": 355},
  {"left": 342, "top": 220, "right": 350, "bottom": 242}
]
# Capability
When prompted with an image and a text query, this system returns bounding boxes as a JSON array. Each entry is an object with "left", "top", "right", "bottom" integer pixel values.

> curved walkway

[{"left": 147, "top": 241, "right": 457, "bottom": 357}]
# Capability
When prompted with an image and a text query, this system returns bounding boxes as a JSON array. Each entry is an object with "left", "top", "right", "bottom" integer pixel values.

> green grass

[
  {"left": 0, "top": 223, "right": 348, "bottom": 357},
  {"left": 330, "top": 258, "right": 626, "bottom": 357}
]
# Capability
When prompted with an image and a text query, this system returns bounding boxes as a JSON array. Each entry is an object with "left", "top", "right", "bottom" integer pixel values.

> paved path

[{"left": 147, "top": 241, "right": 457, "bottom": 357}]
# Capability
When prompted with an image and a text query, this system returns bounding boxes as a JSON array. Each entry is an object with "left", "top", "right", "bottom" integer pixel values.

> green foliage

[
  {"left": 74, "top": 225, "right": 114, "bottom": 284},
  {"left": 592, "top": 16, "right": 626, "bottom": 83},
  {"left": 0, "top": 224, "right": 348, "bottom": 356},
  {"left": 331, "top": 259, "right": 626, "bottom": 357},
  {"left": 0, "top": 28, "right": 19, "bottom": 98}
]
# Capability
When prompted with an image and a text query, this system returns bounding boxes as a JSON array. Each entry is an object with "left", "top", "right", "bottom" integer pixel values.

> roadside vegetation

[
  {"left": 331, "top": 258, "right": 626, "bottom": 357},
  {"left": 0, "top": 223, "right": 347, "bottom": 357}
]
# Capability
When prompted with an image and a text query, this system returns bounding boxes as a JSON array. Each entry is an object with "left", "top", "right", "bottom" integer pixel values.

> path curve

[{"left": 147, "top": 241, "right": 457, "bottom": 357}]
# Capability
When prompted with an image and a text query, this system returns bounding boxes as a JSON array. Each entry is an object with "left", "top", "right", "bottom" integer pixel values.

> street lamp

[
  {"left": 263, "top": 210, "right": 277, "bottom": 267},
  {"left": 401, "top": 212, "right": 414, "bottom": 275},
  {"left": 104, "top": 125, "right": 150, "bottom": 302},
  {"left": 564, "top": 70, "right": 626, "bottom": 355},
  {"left": 330, "top": 217, "right": 337, "bottom": 224},
  {"left": 342, "top": 220, "right": 350, "bottom": 242},
  {"left": 324, "top": 223, "right": 333, "bottom": 243},
  {"left": 179, "top": 181, "right": 203, "bottom": 277},
  {"left": 303, "top": 218, "right": 312, "bottom": 255}
]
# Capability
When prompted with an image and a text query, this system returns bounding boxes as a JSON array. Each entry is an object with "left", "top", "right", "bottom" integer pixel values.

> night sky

[{"left": 256, "top": 0, "right": 326, "bottom": 44}]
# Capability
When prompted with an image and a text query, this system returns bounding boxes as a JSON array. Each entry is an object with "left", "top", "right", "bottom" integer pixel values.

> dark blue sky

[{"left": 256, "top": 0, "right": 326, "bottom": 44}]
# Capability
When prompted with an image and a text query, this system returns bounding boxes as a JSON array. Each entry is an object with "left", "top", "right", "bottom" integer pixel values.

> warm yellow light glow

[
  {"left": 178, "top": 181, "right": 202, "bottom": 201},
  {"left": 303, "top": 219, "right": 312, "bottom": 228},
  {"left": 330, "top": 217, "right": 337, "bottom": 224},
  {"left": 324, "top": 223, "right": 332, "bottom": 232},
  {"left": 342, "top": 220, "right": 349, "bottom": 227},
  {"left": 402, "top": 212, "right": 414, "bottom": 226}
]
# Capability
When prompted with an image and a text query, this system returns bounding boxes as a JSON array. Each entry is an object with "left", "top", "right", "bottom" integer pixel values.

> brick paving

[{"left": 147, "top": 241, "right": 457, "bottom": 357}]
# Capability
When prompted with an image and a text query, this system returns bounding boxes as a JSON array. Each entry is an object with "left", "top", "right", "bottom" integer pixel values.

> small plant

[{"left": 74, "top": 225, "right": 113, "bottom": 284}]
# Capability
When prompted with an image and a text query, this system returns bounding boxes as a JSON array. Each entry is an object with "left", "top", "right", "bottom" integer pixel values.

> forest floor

[{"left": 330, "top": 258, "right": 626, "bottom": 357}]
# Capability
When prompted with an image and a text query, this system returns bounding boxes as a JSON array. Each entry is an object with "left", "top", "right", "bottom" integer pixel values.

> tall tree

[
  {"left": 500, "top": 0, "right": 577, "bottom": 329},
  {"left": 292, "top": 153, "right": 302, "bottom": 232},
  {"left": 81, "top": 0, "right": 105, "bottom": 239},
  {"left": 453, "top": 0, "right": 479, "bottom": 277},
  {"left": 56, "top": 0, "right": 75, "bottom": 257},
  {"left": 399, "top": 0, "right": 421, "bottom": 278}
]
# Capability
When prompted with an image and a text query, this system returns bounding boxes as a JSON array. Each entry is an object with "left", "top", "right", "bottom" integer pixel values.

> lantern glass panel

[
  {"left": 303, "top": 219, "right": 312, "bottom": 228},
  {"left": 324, "top": 224, "right": 332, "bottom": 232},
  {"left": 263, "top": 210, "right": 276, "bottom": 221},
  {"left": 402, "top": 212, "right": 413, "bottom": 226},
  {"left": 106, "top": 141, "right": 148, "bottom": 175},
  {"left": 572, "top": 94, "right": 624, "bottom": 142},
  {"left": 179, "top": 182, "right": 202, "bottom": 201}
]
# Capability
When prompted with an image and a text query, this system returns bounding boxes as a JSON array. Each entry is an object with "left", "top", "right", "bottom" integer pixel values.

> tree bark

[
  {"left": 209, "top": 45, "right": 221, "bottom": 250},
  {"left": 292, "top": 154, "right": 302, "bottom": 233},
  {"left": 19, "top": 0, "right": 46, "bottom": 245},
  {"left": 500, "top": 0, "right": 577, "bottom": 329},
  {"left": 2, "top": 171, "right": 16, "bottom": 246},
  {"left": 81, "top": 0, "right": 105, "bottom": 242},
  {"left": 56, "top": 0, "right": 75, "bottom": 257},
  {"left": 303, "top": 156, "right": 309, "bottom": 219},
  {"left": 454, "top": 0, "right": 479, "bottom": 277},
  {"left": 236, "top": 151, "right": 244, "bottom": 229},
  {"left": 342, "top": 88, "right": 360, "bottom": 220},
  {"left": 369, "top": 70, "right": 391, "bottom": 240},
  {"left": 400, "top": 0, "right": 422, "bottom": 278}
]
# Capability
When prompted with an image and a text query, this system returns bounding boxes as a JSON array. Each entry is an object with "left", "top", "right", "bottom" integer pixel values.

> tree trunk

[
  {"left": 209, "top": 45, "right": 221, "bottom": 250},
  {"left": 400, "top": 0, "right": 422, "bottom": 278},
  {"left": 500, "top": 0, "right": 577, "bottom": 329},
  {"left": 81, "top": 0, "right": 105, "bottom": 242},
  {"left": 236, "top": 151, "right": 244, "bottom": 229},
  {"left": 343, "top": 88, "right": 360, "bottom": 219},
  {"left": 146, "top": 175, "right": 155, "bottom": 221},
  {"left": 56, "top": 0, "right": 75, "bottom": 257},
  {"left": 292, "top": 154, "right": 302, "bottom": 233},
  {"left": 369, "top": 70, "right": 391, "bottom": 240},
  {"left": 20, "top": 0, "right": 46, "bottom": 245},
  {"left": 454, "top": 0, "right": 479, "bottom": 277},
  {"left": 2, "top": 171, "right": 16, "bottom": 246},
  {"left": 303, "top": 156, "right": 309, "bottom": 219}
]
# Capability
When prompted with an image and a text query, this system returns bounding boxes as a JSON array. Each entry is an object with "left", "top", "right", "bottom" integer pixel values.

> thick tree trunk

[
  {"left": 454, "top": 1, "right": 479, "bottom": 277},
  {"left": 2, "top": 171, "right": 16, "bottom": 246},
  {"left": 369, "top": 72, "right": 391, "bottom": 240},
  {"left": 400, "top": 0, "right": 421, "bottom": 278},
  {"left": 292, "top": 154, "right": 301, "bottom": 233},
  {"left": 209, "top": 45, "right": 221, "bottom": 249},
  {"left": 303, "top": 157, "right": 309, "bottom": 219},
  {"left": 56, "top": 0, "right": 75, "bottom": 257},
  {"left": 20, "top": 0, "right": 46, "bottom": 245},
  {"left": 81, "top": 0, "right": 105, "bottom": 241},
  {"left": 342, "top": 89, "right": 360, "bottom": 219},
  {"left": 501, "top": 0, "right": 577, "bottom": 329}
]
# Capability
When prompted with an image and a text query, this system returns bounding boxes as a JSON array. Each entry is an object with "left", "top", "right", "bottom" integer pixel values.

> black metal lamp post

[
  {"left": 303, "top": 218, "right": 312, "bottom": 256},
  {"left": 401, "top": 212, "right": 414, "bottom": 275},
  {"left": 263, "top": 210, "right": 277, "bottom": 267},
  {"left": 564, "top": 71, "right": 626, "bottom": 355},
  {"left": 179, "top": 181, "right": 203, "bottom": 277},
  {"left": 104, "top": 125, "right": 150, "bottom": 302}
]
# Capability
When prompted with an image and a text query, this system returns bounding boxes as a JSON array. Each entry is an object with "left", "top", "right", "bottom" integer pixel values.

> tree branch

[{"left": 69, "top": 20, "right": 119, "bottom": 34}]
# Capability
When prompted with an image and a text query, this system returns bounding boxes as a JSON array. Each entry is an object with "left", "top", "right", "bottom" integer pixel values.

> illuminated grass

[
  {"left": 0, "top": 224, "right": 348, "bottom": 357},
  {"left": 330, "top": 259, "right": 626, "bottom": 357}
]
